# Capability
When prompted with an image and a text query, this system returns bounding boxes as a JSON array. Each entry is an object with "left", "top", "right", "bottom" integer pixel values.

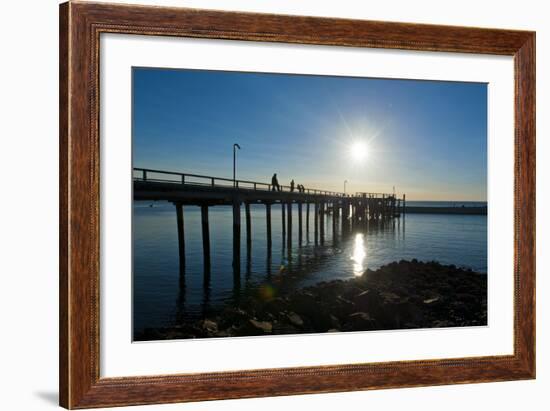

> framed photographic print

[{"left": 59, "top": 1, "right": 535, "bottom": 409}]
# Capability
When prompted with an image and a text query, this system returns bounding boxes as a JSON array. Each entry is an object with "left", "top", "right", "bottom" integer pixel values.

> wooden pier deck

[
  {"left": 133, "top": 168, "right": 405, "bottom": 275},
  {"left": 134, "top": 168, "right": 346, "bottom": 203}
]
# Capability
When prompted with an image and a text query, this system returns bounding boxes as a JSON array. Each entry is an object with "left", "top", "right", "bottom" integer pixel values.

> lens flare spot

[{"left": 259, "top": 284, "right": 276, "bottom": 301}]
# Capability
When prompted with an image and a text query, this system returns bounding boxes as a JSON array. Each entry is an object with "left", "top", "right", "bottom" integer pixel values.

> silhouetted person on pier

[
  {"left": 271, "top": 173, "right": 281, "bottom": 192},
  {"left": 290, "top": 179, "right": 295, "bottom": 192}
]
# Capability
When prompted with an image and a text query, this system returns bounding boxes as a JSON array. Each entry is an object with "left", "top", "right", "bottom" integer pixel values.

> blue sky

[{"left": 133, "top": 67, "right": 487, "bottom": 201}]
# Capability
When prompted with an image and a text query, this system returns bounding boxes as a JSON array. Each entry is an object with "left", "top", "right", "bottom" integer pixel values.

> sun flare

[{"left": 350, "top": 141, "right": 369, "bottom": 162}]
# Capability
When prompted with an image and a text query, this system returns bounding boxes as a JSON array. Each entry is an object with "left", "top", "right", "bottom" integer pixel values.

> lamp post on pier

[
  {"left": 233, "top": 143, "right": 241, "bottom": 188},
  {"left": 344, "top": 180, "right": 348, "bottom": 195}
]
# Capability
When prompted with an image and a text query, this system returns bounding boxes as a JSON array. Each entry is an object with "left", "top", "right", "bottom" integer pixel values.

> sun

[{"left": 350, "top": 141, "right": 369, "bottom": 162}]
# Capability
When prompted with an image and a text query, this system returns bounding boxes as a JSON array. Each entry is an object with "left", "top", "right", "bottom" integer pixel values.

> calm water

[
  {"left": 407, "top": 200, "right": 487, "bottom": 208},
  {"left": 133, "top": 201, "right": 487, "bottom": 334}
]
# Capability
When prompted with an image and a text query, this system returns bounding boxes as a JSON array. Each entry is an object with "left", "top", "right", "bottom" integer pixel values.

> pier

[{"left": 134, "top": 168, "right": 405, "bottom": 275}]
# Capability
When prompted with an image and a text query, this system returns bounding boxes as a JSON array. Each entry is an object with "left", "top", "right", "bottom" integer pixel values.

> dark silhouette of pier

[{"left": 133, "top": 168, "right": 405, "bottom": 275}]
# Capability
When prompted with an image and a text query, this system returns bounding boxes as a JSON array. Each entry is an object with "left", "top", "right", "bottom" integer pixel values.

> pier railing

[{"left": 133, "top": 167, "right": 346, "bottom": 197}]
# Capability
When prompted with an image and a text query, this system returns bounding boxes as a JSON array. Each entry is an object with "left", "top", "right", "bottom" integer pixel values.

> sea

[{"left": 133, "top": 200, "right": 487, "bottom": 334}]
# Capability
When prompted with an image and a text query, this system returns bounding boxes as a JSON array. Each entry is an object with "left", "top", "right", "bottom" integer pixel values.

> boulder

[
  {"left": 202, "top": 319, "right": 218, "bottom": 334},
  {"left": 353, "top": 289, "right": 383, "bottom": 316},
  {"left": 287, "top": 312, "right": 304, "bottom": 327},
  {"left": 346, "top": 312, "right": 377, "bottom": 330},
  {"left": 249, "top": 319, "right": 273, "bottom": 333}
]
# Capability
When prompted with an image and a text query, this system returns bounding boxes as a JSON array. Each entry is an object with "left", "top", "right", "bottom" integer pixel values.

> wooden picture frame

[{"left": 59, "top": 1, "right": 535, "bottom": 408}]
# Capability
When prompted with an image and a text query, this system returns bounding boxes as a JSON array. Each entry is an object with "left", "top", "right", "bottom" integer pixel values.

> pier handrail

[
  {"left": 133, "top": 167, "right": 346, "bottom": 197},
  {"left": 355, "top": 192, "right": 399, "bottom": 198}
]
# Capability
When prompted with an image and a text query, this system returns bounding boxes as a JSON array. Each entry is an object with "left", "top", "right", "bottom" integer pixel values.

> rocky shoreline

[{"left": 135, "top": 260, "right": 487, "bottom": 341}]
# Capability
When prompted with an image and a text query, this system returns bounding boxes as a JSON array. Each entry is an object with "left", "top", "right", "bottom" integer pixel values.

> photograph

[
  {"left": 132, "top": 67, "right": 488, "bottom": 341},
  {"left": 1, "top": 0, "right": 542, "bottom": 409}
]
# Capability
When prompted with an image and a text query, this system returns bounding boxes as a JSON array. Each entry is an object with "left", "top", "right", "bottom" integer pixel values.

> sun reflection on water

[{"left": 351, "top": 233, "right": 367, "bottom": 276}]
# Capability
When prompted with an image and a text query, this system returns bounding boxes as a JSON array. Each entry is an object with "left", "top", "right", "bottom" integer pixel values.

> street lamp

[
  {"left": 344, "top": 180, "right": 348, "bottom": 195},
  {"left": 233, "top": 143, "right": 241, "bottom": 188}
]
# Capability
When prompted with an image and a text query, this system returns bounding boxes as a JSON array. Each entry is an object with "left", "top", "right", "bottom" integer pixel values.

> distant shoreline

[{"left": 405, "top": 206, "right": 487, "bottom": 215}]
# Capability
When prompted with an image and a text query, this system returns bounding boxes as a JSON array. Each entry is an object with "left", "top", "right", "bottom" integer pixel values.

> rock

[
  {"left": 353, "top": 289, "right": 383, "bottom": 316},
  {"left": 433, "top": 320, "right": 453, "bottom": 328},
  {"left": 380, "top": 291, "right": 401, "bottom": 304},
  {"left": 289, "top": 292, "right": 318, "bottom": 317},
  {"left": 287, "top": 312, "right": 304, "bottom": 327},
  {"left": 202, "top": 319, "right": 218, "bottom": 334},
  {"left": 261, "top": 298, "right": 288, "bottom": 316},
  {"left": 349, "top": 312, "right": 373, "bottom": 320},
  {"left": 423, "top": 297, "right": 440, "bottom": 304},
  {"left": 302, "top": 291, "right": 316, "bottom": 299},
  {"left": 218, "top": 307, "right": 249, "bottom": 329},
  {"left": 346, "top": 312, "right": 377, "bottom": 330},
  {"left": 249, "top": 319, "right": 273, "bottom": 333},
  {"left": 336, "top": 295, "right": 354, "bottom": 305},
  {"left": 387, "top": 301, "right": 424, "bottom": 328},
  {"left": 272, "top": 321, "right": 299, "bottom": 334},
  {"left": 341, "top": 285, "right": 365, "bottom": 300},
  {"left": 329, "top": 314, "right": 341, "bottom": 328}
]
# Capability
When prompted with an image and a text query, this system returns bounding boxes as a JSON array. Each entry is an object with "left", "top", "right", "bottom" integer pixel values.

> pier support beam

[
  {"left": 342, "top": 199, "right": 350, "bottom": 236},
  {"left": 266, "top": 203, "right": 272, "bottom": 252},
  {"left": 281, "top": 202, "right": 286, "bottom": 243},
  {"left": 342, "top": 199, "right": 349, "bottom": 223},
  {"left": 298, "top": 202, "right": 303, "bottom": 245},
  {"left": 232, "top": 200, "right": 241, "bottom": 271},
  {"left": 332, "top": 202, "right": 337, "bottom": 237},
  {"left": 306, "top": 202, "right": 310, "bottom": 240},
  {"left": 314, "top": 202, "right": 319, "bottom": 245},
  {"left": 287, "top": 202, "right": 292, "bottom": 249},
  {"left": 366, "top": 198, "right": 373, "bottom": 220},
  {"left": 320, "top": 201, "right": 325, "bottom": 244},
  {"left": 201, "top": 205, "right": 211, "bottom": 272},
  {"left": 175, "top": 203, "right": 185, "bottom": 274},
  {"left": 245, "top": 202, "right": 251, "bottom": 255}
]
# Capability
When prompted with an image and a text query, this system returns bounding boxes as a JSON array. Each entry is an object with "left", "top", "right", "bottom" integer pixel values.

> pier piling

[
  {"left": 201, "top": 204, "right": 211, "bottom": 272},
  {"left": 314, "top": 201, "right": 319, "bottom": 245},
  {"left": 266, "top": 203, "right": 272, "bottom": 251},
  {"left": 320, "top": 201, "right": 325, "bottom": 244},
  {"left": 175, "top": 203, "right": 185, "bottom": 273},
  {"left": 306, "top": 202, "right": 310, "bottom": 239},
  {"left": 287, "top": 202, "right": 293, "bottom": 249},
  {"left": 282, "top": 202, "right": 286, "bottom": 242},
  {"left": 332, "top": 202, "right": 337, "bottom": 236},
  {"left": 245, "top": 202, "right": 251, "bottom": 255},
  {"left": 232, "top": 200, "right": 241, "bottom": 271},
  {"left": 298, "top": 202, "right": 303, "bottom": 245}
]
